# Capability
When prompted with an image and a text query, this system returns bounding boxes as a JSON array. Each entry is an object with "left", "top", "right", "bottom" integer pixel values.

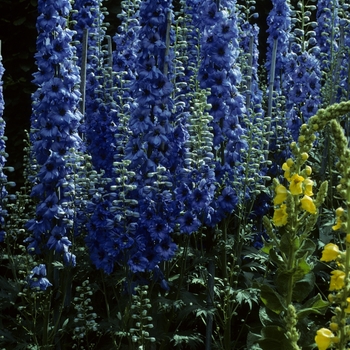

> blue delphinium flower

[
  {"left": 284, "top": 51, "right": 321, "bottom": 140},
  {"left": 195, "top": 0, "right": 245, "bottom": 222},
  {"left": 315, "top": 0, "right": 339, "bottom": 76},
  {"left": 28, "top": 264, "right": 53, "bottom": 291},
  {"left": 120, "top": 0, "right": 180, "bottom": 276},
  {"left": 0, "top": 47, "right": 8, "bottom": 243},
  {"left": 265, "top": 0, "right": 292, "bottom": 93},
  {"left": 28, "top": 0, "right": 83, "bottom": 263}
]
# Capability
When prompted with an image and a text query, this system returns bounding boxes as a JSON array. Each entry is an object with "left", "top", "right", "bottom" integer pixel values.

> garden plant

[{"left": 0, "top": 0, "right": 350, "bottom": 349}]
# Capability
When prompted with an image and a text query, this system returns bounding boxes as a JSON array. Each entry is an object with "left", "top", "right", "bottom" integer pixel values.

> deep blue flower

[
  {"left": 179, "top": 210, "right": 201, "bottom": 234},
  {"left": 128, "top": 252, "right": 149, "bottom": 273},
  {"left": 28, "top": 264, "right": 52, "bottom": 291},
  {"left": 154, "top": 236, "right": 177, "bottom": 260},
  {"left": 217, "top": 187, "right": 238, "bottom": 213}
]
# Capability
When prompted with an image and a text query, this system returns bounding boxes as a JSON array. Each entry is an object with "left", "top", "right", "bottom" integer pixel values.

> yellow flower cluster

[{"left": 272, "top": 158, "right": 317, "bottom": 227}]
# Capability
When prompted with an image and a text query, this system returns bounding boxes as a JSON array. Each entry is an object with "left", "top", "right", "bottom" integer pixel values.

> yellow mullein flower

[
  {"left": 332, "top": 207, "right": 344, "bottom": 231},
  {"left": 303, "top": 178, "right": 313, "bottom": 196},
  {"left": 273, "top": 204, "right": 288, "bottom": 226},
  {"left": 329, "top": 270, "right": 346, "bottom": 291},
  {"left": 300, "top": 195, "right": 317, "bottom": 214},
  {"left": 282, "top": 162, "right": 291, "bottom": 181},
  {"left": 320, "top": 243, "right": 340, "bottom": 262},
  {"left": 289, "top": 174, "right": 305, "bottom": 195},
  {"left": 273, "top": 184, "right": 288, "bottom": 205},
  {"left": 315, "top": 328, "right": 334, "bottom": 350}
]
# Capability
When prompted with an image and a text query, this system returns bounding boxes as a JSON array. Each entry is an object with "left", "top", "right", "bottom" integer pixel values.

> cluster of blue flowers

[
  {"left": 0, "top": 45, "right": 7, "bottom": 243},
  {"left": 4, "top": 0, "right": 344, "bottom": 291},
  {"left": 26, "top": 0, "right": 83, "bottom": 285}
]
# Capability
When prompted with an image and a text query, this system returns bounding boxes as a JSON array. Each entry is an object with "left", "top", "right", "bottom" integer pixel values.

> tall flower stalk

[
  {"left": 0, "top": 41, "right": 8, "bottom": 243},
  {"left": 26, "top": 0, "right": 84, "bottom": 346}
]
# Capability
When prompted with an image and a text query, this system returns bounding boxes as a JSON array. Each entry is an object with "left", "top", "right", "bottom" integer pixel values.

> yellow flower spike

[
  {"left": 289, "top": 174, "right": 305, "bottom": 195},
  {"left": 300, "top": 195, "right": 317, "bottom": 214},
  {"left": 320, "top": 243, "right": 340, "bottom": 262},
  {"left": 329, "top": 270, "right": 346, "bottom": 291},
  {"left": 272, "top": 204, "right": 288, "bottom": 227},
  {"left": 303, "top": 178, "right": 314, "bottom": 196},
  {"left": 273, "top": 184, "right": 288, "bottom": 205},
  {"left": 315, "top": 328, "right": 334, "bottom": 350}
]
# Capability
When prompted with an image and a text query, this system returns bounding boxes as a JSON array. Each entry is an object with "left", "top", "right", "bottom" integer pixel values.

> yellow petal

[
  {"left": 300, "top": 195, "right": 316, "bottom": 214},
  {"left": 273, "top": 184, "right": 288, "bottom": 205},
  {"left": 289, "top": 174, "right": 304, "bottom": 195},
  {"left": 320, "top": 243, "right": 340, "bottom": 262},
  {"left": 272, "top": 204, "right": 288, "bottom": 227},
  {"left": 303, "top": 178, "right": 313, "bottom": 196},
  {"left": 329, "top": 270, "right": 345, "bottom": 291},
  {"left": 315, "top": 328, "right": 334, "bottom": 350}
]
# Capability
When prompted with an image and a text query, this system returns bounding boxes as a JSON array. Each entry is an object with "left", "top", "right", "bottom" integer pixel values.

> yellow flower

[
  {"left": 289, "top": 174, "right": 305, "bottom": 195},
  {"left": 300, "top": 195, "right": 317, "bottom": 214},
  {"left": 273, "top": 184, "right": 288, "bottom": 205},
  {"left": 303, "top": 178, "right": 313, "bottom": 196},
  {"left": 320, "top": 243, "right": 340, "bottom": 262},
  {"left": 329, "top": 270, "right": 345, "bottom": 291},
  {"left": 315, "top": 328, "right": 334, "bottom": 350},
  {"left": 332, "top": 218, "right": 343, "bottom": 231},
  {"left": 332, "top": 207, "right": 344, "bottom": 231},
  {"left": 282, "top": 162, "right": 291, "bottom": 181},
  {"left": 273, "top": 204, "right": 288, "bottom": 226}
]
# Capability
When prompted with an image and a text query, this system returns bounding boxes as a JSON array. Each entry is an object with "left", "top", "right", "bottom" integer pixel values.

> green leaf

[
  {"left": 269, "top": 248, "right": 284, "bottom": 265},
  {"left": 260, "top": 284, "right": 286, "bottom": 315},
  {"left": 261, "top": 240, "right": 274, "bottom": 254},
  {"left": 294, "top": 257, "right": 312, "bottom": 280},
  {"left": 52, "top": 261, "right": 64, "bottom": 269},
  {"left": 297, "top": 293, "right": 329, "bottom": 319},
  {"left": 258, "top": 326, "right": 295, "bottom": 350},
  {"left": 259, "top": 306, "right": 284, "bottom": 328},
  {"left": 292, "top": 272, "right": 315, "bottom": 302},
  {"left": 295, "top": 238, "right": 316, "bottom": 259}
]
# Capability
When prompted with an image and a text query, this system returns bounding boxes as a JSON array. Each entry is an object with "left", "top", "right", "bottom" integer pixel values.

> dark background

[{"left": 0, "top": 0, "right": 270, "bottom": 188}]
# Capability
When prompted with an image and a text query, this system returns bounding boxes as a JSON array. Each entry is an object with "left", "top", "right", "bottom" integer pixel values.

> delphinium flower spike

[
  {"left": 0, "top": 42, "right": 9, "bottom": 242},
  {"left": 28, "top": 0, "right": 83, "bottom": 266},
  {"left": 283, "top": 1, "right": 322, "bottom": 140},
  {"left": 264, "top": 0, "right": 294, "bottom": 178}
]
